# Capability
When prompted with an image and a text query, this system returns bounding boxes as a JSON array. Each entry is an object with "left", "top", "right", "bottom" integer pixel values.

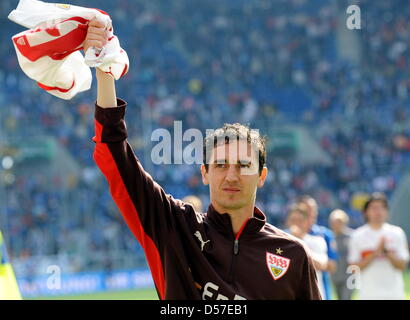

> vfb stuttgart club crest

[{"left": 266, "top": 252, "right": 291, "bottom": 280}]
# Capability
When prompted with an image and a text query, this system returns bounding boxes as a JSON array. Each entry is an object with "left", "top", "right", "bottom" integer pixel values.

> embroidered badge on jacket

[{"left": 266, "top": 251, "right": 291, "bottom": 280}]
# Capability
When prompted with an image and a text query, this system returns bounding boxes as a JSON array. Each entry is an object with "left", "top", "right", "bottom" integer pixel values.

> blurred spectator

[
  {"left": 347, "top": 193, "right": 409, "bottom": 300},
  {"left": 182, "top": 195, "right": 203, "bottom": 213},
  {"left": 329, "top": 209, "right": 353, "bottom": 300},
  {"left": 299, "top": 195, "right": 338, "bottom": 300},
  {"left": 285, "top": 203, "right": 328, "bottom": 299}
]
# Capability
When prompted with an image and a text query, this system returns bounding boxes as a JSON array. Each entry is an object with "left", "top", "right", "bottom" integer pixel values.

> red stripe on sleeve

[
  {"left": 93, "top": 121, "right": 166, "bottom": 299},
  {"left": 93, "top": 118, "right": 103, "bottom": 143}
]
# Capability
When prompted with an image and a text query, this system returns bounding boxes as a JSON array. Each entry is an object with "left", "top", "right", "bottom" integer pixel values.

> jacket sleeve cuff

[
  {"left": 95, "top": 98, "right": 127, "bottom": 125},
  {"left": 93, "top": 98, "right": 128, "bottom": 143}
]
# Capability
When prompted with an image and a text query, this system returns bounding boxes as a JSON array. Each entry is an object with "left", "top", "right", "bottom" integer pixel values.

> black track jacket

[{"left": 93, "top": 98, "right": 321, "bottom": 300}]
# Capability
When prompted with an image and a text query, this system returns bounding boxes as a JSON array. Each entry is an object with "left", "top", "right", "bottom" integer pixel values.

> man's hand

[
  {"left": 352, "top": 237, "right": 391, "bottom": 272},
  {"left": 84, "top": 18, "right": 117, "bottom": 108},
  {"left": 83, "top": 18, "right": 108, "bottom": 54},
  {"left": 375, "top": 237, "right": 386, "bottom": 257},
  {"left": 289, "top": 225, "right": 304, "bottom": 239}
]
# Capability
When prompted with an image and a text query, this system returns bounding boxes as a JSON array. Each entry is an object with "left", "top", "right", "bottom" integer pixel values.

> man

[
  {"left": 328, "top": 209, "right": 354, "bottom": 300},
  {"left": 0, "top": 230, "right": 22, "bottom": 300},
  {"left": 86, "top": 18, "right": 321, "bottom": 300},
  {"left": 348, "top": 193, "right": 409, "bottom": 300},
  {"left": 286, "top": 204, "right": 328, "bottom": 298},
  {"left": 299, "top": 196, "right": 338, "bottom": 300}
]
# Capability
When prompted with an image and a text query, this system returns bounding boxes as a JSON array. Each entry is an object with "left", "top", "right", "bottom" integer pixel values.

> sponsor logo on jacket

[{"left": 194, "top": 231, "right": 210, "bottom": 252}]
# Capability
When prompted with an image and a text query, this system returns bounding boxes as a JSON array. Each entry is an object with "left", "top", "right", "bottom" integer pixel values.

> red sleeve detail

[
  {"left": 93, "top": 128, "right": 166, "bottom": 300},
  {"left": 93, "top": 116, "right": 103, "bottom": 143}
]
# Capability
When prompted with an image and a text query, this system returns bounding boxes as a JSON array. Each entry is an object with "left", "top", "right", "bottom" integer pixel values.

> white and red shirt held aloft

[{"left": 8, "top": 0, "right": 129, "bottom": 100}]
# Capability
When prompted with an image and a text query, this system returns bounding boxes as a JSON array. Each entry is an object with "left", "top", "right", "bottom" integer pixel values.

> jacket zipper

[{"left": 228, "top": 219, "right": 249, "bottom": 283}]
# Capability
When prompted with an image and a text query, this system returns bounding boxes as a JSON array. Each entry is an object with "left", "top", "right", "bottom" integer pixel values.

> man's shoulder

[
  {"left": 172, "top": 197, "right": 206, "bottom": 223},
  {"left": 384, "top": 223, "right": 407, "bottom": 237},
  {"left": 350, "top": 224, "right": 370, "bottom": 238},
  {"left": 304, "top": 232, "right": 327, "bottom": 245},
  {"left": 311, "top": 224, "right": 335, "bottom": 240},
  {"left": 263, "top": 223, "right": 310, "bottom": 253},
  {"left": 340, "top": 227, "right": 354, "bottom": 238},
  {"left": 311, "top": 223, "right": 328, "bottom": 234},
  {"left": 344, "top": 227, "right": 354, "bottom": 234}
]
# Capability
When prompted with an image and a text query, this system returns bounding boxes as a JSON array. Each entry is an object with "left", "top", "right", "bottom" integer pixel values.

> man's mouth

[{"left": 222, "top": 187, "right": 241, "bottom": 194}]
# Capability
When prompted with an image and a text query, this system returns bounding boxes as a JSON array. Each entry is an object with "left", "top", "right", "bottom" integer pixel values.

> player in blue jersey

[{"left": 299, "top": 196, "right": 338, "bottom": 300}]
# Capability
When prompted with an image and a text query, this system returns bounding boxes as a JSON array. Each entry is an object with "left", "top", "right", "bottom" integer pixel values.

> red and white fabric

[{"left": 8, "top": 0, "right": 129, "bottom": 100}]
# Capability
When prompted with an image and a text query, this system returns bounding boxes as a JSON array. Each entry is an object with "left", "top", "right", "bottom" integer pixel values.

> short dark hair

[
  {"left": 203, "top": 123, "right": 267, "bottom": 175},
  {"left": 363, "top": 192, "right": 389, "bottom": 213}
]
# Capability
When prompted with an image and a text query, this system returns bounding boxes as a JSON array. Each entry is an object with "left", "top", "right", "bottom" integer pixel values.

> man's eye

[
  {"left": 240, "top": 163, "right": 251, "bottom": 168},
  {"left": 215, "top": 163, "right": 227, "bottom": 168}
]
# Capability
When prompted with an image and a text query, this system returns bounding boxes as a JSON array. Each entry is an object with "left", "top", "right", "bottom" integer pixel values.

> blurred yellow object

[
  {"left": 182, "top": 195, "right": 203, "bottom": 213},
  {"left": 0, "top": 231, "right": 22, "bottom": 300},
  {"left": 350, "top": 192, "right": 370, "bottom": 211},
  {"left": 188, "top": 78, "right": 202, "bottom": 94}
]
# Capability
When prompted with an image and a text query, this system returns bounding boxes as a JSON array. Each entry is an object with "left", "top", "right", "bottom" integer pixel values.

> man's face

[
  {"left": 329, "top": 218, "right": 345, "bottom": 234},
  {"left": 286, "top": 211, "right": 309, "bottom": 234},
  {"left": 201, "top": 140, "right": 267, "bottom": 213},
  {"left": 365, "top": 200, "right": 388, "bottom": 225},
  {"left": 304, "top": 199, "right": 318, "bottom": 228}
]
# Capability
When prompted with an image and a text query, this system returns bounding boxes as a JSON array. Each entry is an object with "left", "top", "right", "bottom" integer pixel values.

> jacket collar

[{"left": 205, "top": 204, "right": 266, "bottom": 238}]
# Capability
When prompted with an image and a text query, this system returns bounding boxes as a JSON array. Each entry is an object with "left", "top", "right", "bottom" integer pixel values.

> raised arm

[{"left": 84, "top": 18, "right": 185, "bottom": 300}]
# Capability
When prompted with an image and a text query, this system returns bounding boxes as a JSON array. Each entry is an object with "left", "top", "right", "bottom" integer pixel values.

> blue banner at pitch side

[{"left": 17, "top": 268, "right": 154, "bottom": 297}]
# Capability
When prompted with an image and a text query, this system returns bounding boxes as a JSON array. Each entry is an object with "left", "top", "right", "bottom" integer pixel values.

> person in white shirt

[
  {"left": 348, "top": 193, "right": 409, "bottom": 300},
  {"left": 286, "top": 204, "right": 328, "bottom": 299}
]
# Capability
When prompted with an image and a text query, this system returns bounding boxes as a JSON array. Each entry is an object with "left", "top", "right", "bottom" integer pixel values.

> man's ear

[
  {"left": 201, "top": 164, "right": 209, "bottom": 185},
  {"left": 257, "top": 167, "right": 268, "bottom": 188}
]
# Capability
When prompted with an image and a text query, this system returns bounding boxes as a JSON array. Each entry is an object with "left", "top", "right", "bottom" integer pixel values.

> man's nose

[{"left": 225, "top": 164, "right": 240, "bottom": 182}]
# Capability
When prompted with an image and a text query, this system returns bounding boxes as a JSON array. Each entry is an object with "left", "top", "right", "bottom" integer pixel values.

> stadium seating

[{"left": 0, "top": 0, "right": 409, "bottom": 277}]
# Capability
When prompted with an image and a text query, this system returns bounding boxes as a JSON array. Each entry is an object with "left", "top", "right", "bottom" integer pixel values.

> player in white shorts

[{"left": 348, "top": 193, "right": 409, "bottom": 300}]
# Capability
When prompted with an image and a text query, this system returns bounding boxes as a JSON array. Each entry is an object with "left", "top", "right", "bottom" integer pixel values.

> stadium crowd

[{"left": 1, "top": 0, "right": 410, "bottom": 283}]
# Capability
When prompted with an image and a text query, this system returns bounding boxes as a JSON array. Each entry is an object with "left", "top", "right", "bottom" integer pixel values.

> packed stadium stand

[{"left": 1, "top": 0, "right": 410, "bottom": 280}]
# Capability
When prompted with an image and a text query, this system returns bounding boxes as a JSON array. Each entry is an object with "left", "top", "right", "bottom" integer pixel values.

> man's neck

[
  {"left": 212, "top": 202, "right": 255, "bottom": 235},
  {"left": 369, "top": 222, "right": 384, "bottom": 230},
  {"left": 229, "top": 208, "right": 254, "bottom": 235}
]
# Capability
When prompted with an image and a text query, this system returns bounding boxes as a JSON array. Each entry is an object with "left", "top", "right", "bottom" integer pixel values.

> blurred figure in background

[
  {"left": 348, "top": 193, "right": 409, "bottom": 300},
  {"left": 0, "top": 230, "right": 22, "bottom": 300},
  {"left": 329, "top": 209, "right": 353, "bottom": 300},
  {"left": 182, "top": 195, "right": 203, "bottom": 213},
  {"left": 286, "top": 204, "right": 328, "bottom": 299},
  {"left": 299, "top": 195, "right": 338, "bottom": 300}
]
